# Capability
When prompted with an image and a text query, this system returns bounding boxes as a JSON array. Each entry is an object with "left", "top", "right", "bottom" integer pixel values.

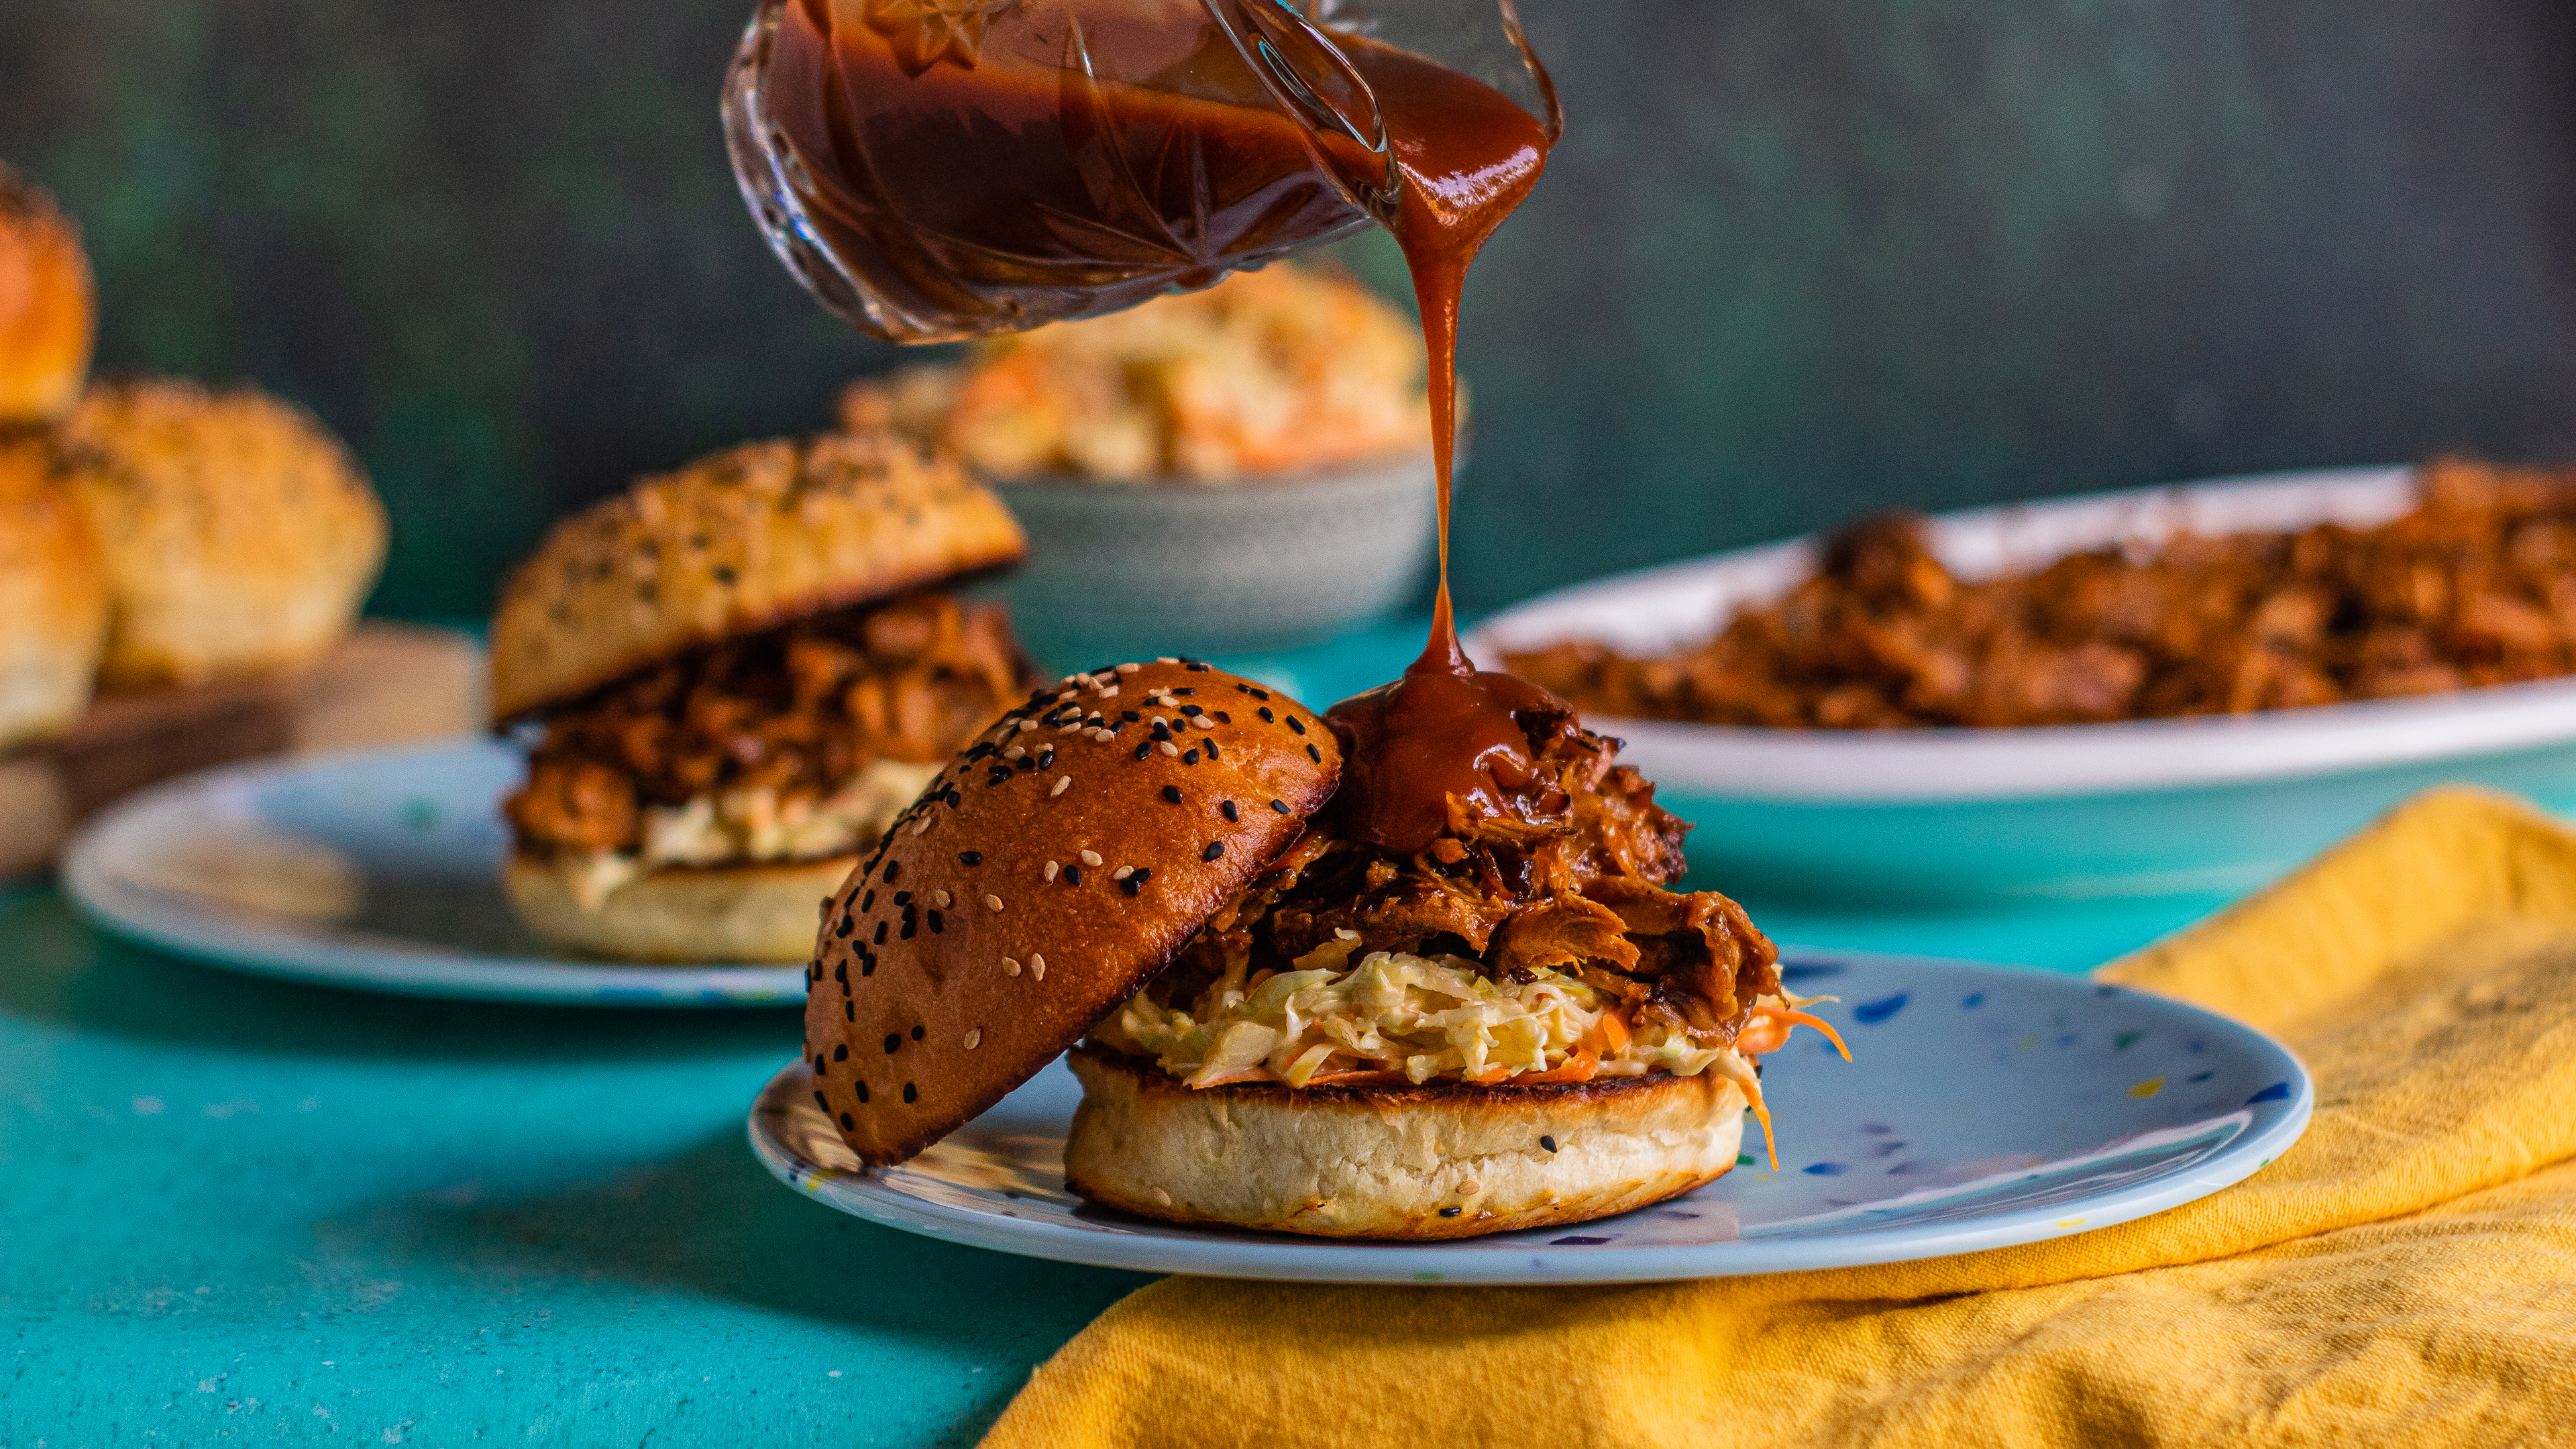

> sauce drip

[{"left": 1318, "top": 32, "right": 1564, "bottom": 857}]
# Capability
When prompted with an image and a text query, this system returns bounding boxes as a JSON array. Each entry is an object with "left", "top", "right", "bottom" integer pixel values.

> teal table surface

[{"left": 4, "top": 621, "right": 2241, "bottom": 1447}]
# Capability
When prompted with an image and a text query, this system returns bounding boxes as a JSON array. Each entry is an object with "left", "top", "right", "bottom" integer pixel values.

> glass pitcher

[{"left": 722, "top": 0, "right": 1560, "bottom": 343}]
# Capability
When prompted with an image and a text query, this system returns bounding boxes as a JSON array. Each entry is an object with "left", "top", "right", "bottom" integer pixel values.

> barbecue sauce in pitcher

[{"left": 767, "top": 0, "right": 1561, "bottom": 841}]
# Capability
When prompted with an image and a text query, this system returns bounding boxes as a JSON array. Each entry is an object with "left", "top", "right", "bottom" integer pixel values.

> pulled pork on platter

[
  {"left": 506, "top": 595, "right": 1024, "bottom": 896},
  {"left": 1090, "top": 704, "right": 1838, "bottom": 1155},
  {"left": 1510, "top": 456, "right": 2576, "bottom": 729}
]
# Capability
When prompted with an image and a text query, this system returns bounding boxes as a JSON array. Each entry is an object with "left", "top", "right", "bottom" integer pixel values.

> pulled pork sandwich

[
  {"left": 490, "top": 430, "right": 1030, "bottom": 962},
  {"left": 802, "top": 659, "right": 1841, "bottom": 1240}
]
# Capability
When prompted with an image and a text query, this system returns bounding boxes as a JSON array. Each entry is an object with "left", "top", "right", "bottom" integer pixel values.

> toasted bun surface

[
  {"left": 0, "top": 438, "right": 107, "bottom": 750},
  {"left": 1064, "top": 1044, "right": 1747, "bottom": 1238},
  {"left": 58, "top": 380, "right": 386, "bottom": 688},
  {"left": 504, "top": 849, "right": 858, "bottom": 963},
  {"left": 0, "top": 165, "right": 95, "bottom": 425},
  {"left": 489, "top": 431, "right": 1027, "bottom": 722},
  {"left": 804, "top": 660, "right": 1342, "bottom": 1165}
]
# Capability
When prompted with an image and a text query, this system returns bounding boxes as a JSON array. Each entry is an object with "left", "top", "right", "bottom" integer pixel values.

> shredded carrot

[
  {"left": 1741, "top": 1073, "right": 1779, "bottom": 1170},
  {"left": 1734, "top": 1015, "right": 1790, "bottom": 1057},
  {"left": 1754, "top": 1004, "right": 1852, "bottom": 1061},
  {"left": 1296, "top": 1069, "right": 1409, "bottom": 1088},
  {"left": 1513, "top": 1046, "right": 1600, "bottom": 1084},
  {"left": 1581, "top": 1009, "right": 1632, "bottom": 1056}
]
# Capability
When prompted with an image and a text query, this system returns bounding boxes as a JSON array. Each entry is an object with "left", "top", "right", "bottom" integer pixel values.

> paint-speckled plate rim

[
  {"left": 61, "top": 741, "right": 808, "bottom": 1007},
  {"left": 747, "top": 953, "right": 2314, "bottom": 1284}
]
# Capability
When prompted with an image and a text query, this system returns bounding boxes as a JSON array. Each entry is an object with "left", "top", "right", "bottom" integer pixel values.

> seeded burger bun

[
  {"left": 489, "top": 431, "right": 1026, "bottom": 723},
  {"left": 0, "top": 164, "right": 95, "bottom": 426},
  {"left": 493, "top": 432, "right": 1029, "bottom": 963},
  {"left": 802, "top": 660, "right": 1748, "bottom": 1240},
  {"left": 0, "top": 437, "right": 108, "bottom": 750},
  {"left": 57, "top": 380, "right": 386, "bottom": 688}
]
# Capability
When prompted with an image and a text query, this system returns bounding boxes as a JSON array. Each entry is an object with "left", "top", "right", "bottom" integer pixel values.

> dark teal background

[{"left": 6, "top": 1, "right": 2575, "bottom": 620}]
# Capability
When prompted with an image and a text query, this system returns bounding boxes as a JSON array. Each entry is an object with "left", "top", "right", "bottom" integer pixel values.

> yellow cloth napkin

[{"left": 982, "top": 789, "right": 2576, "bottom": 1447}]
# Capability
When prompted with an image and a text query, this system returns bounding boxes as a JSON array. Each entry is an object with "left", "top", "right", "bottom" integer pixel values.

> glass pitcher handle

[{"left": 1197, "top": 0, "right": 1396, "bottom": 207}]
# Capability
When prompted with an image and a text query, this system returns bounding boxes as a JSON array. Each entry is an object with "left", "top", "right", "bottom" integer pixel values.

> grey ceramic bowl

[{"left": 991, "top": 452, "right": 1437, "bottom": 671}]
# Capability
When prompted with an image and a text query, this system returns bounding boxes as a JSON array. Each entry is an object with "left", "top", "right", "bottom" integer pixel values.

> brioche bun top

[
  {"left": 0, "top": 436, "right": 107, "bottom": 749},
  {"left": 488, "top": 430, "right": 1027, "bottom": 722},
  {"left": 58, "top": 379, "right": 386, "bottom": 688},
  {"left": 0, "top": 164, "right": 95, "bottom": 427},
  {"left": 803, "top": 659, "right": 1342, "bottom": 1165}
]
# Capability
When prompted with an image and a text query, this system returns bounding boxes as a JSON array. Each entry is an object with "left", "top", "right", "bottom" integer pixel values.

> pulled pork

[
  {"left": 506, "top": 594, "right": 1024, "bottom": 861},
  {"left": 1113, "top": 708, "right": 1782, "bottom": 1079},
  {"left": 1510, "top": 455, "right": 2576, "bottom": 728}
]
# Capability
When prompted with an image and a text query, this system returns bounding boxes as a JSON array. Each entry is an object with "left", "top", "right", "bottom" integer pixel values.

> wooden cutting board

[{"left": 0, "top": 622, "right": 486, "bottom": 876}]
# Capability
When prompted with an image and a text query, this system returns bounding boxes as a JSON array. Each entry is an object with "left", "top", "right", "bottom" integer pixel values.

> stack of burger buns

[
  {"left": 490, "top": 431, "right": 1033, "bottom": 962},
  {"left": 0, "top": 161, "right": 406, "bottom": 874}
]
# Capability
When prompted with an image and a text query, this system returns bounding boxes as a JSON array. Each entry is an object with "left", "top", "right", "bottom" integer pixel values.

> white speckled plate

[
  {"left": 747, "top": 953, "right": 2312, "bottom": 1283},
  {"left": 62, "top": 741, "right": 807, "bottom": 1006}
]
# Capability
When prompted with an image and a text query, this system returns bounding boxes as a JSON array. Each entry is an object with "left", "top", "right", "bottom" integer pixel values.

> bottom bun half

[
  {"left": 502, "top": 849, "right": 852, "bottom": 963},
  {"left": 1063, "top": 1044, "right": 1748, "bottom": 1240}
]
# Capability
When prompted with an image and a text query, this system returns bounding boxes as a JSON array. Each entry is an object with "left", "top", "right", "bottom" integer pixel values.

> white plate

[
  {"left": 748, "top": 954, "right": 2312, "bottom": 1284},
  {"left": 1466, "top": 465, "right": 2576, "bottom": 802},
  {"left": 62, "top": 741, "right": 806, "bottom": 1006}
]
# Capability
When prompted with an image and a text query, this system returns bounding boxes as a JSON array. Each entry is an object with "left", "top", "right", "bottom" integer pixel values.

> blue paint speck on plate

[
  {"left": 1803, "top": 1162, "right": 1849, "bottom": 1177},
  {"left": 1854, "top": 994, "right": 1909, "bottom": 1025},
  {"left": 1780, "top": 962, "right": 1847, "bottom": 983},
  {"left": 2114, "top": 1030, "right": 2144, "bottom": 1051},
  {"left": 1961, "top": 991, "right": 1985, "bottom": 1008},
  {"left": 1550, "top": 1236, "right": 1613, "bottom": 1246},
  {"left": 2096, "top": 985, "right": 2120, "bottom": 998},
  {"left": 2054, "top": 1033, "right": 2080, "bottom": 1047},
  {"left": 2246, "top": 1081, "right": 2292, "bottom": 1104},
  {"left": 2188, "top": 1071, "right": 2213, "bottom": 1083}
]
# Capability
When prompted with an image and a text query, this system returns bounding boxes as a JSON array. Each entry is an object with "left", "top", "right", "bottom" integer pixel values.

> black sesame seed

[
  {"left": 894, "top": 892, "right": 912, "bottom": 905},
  {"left": 862, "top": 890, "right": 875, "bottom": 910},
  {"left": 927, "top": 910, "right": 944, "bottom": 934},
  {"left": 965, "top": 743, "right": 997, "bottom": 761},
  {"left": 1065, "top": 865, "right": 1083, "bottom": 885},
  {"left": 1221, "top": 800, "right": 1238, "bottom": 821},
  {"left": 873, "top": 921, "right": 888, "bottom": 945},
  {"left": 1122, "top": 710, "right": 1141, "bottom": 722},
  {"left": 841, "top": 1112, "right": 855, "bottom": 1130},
  {"left": 1203, "top": 841, "right": 1225, "bottom": 861},
  {"left": 944, "top": 790, "right": 961, "bottom": 806},
  {"left": 959, "top": 851, "right": 982, "bottom": 865},
  {"left": 884, "top": 860, "right": 901, "bottom": 882},
  {"left": 855, "top": 1081, "right": 869, "bottom": 1102},
  {"left": 910, "top": 1024, "right": 924, "bottom": 1040},
  {"left": 1270, "top": 798, "right": 1289, "bottom": 813},
  {"left": 900, "top": 921, "right": 916, "bottom": 940},
  {"left": 903, "top": 1083, "right": 918, "bottom": 1104},
  {"left": 1174, "top": 688, "right": 1195, "bottom": 696},
  {"left": 1017, "top": 756, "right": 1036, "bottom": 771},
  {"left": 1162, "top": 785, "right": 1183, "bottom": 803},
  {"left": 1204, "top": 740, "right": 1221, "bottom": 759},
  {"left": 815, "top": 1054, "right": 828, "bottom": 1075},
  {"left": 1135, "top": 743, "right": 1153, "bottom": 760},
  {"left": 835, "top": 961, "right": 848, "bottom": 984},
  {"left": 1287, "top": 716, "right": 1306, "bottom": 735},
  {"left": 1151, "top": 722, "right": 1172, "bottom": 741},
  {"left": 860, "top": 955, "right": 875, "bottom": 977},
  {"left": 1120, "top": 876, "right": 1142, "bottom": 896},
  {"left": 1179, "top": 704, "right": 1203, "bottom": 717},
  {"left": 813, "top": 1091, "right": 828, "bottom": 1112},
  {"left": 1182, "top": 748, "right": 1199, "bottom": 765},
  {"left": 884, "top": 1034, "right": 901, "bottom": 1053},
  {"left": 1307, "top": 743, "right": 1323, "bottom": 762},
  {"left": 1540, "top": 1135, "right": 1558, "bottom": 1154},
  {"left": 843, "top": 1000, "right": 855, "bottom": 1021},
  {"left": 987, "top": 767, "right": 1012, "bottom": 786},
  {"left": 1186, "top": 662, "right": 1210, "bottom": 672},
  {"left": 835, "top": 916, "right": 853, "bottom": 938},
  {"left": 834, "top": 1044, "right": 849, "bottom": 1061},
  {"left": 1213, "top": 711, "right": 1232, "bottom": 724},
  {"left": 713, "top": 565, "right": 739, "bottom": 586},
  {"left": 1258, "top": 706, "right": 1275, "bottom": 721},
  {"left": 1038, "top": 748, "right": 1055, "bottom": 768},
  {"left": 1134, "top": 867, "right": 1151, "bottom": 881},
  {"left": 1439, "top": 1206, "right": 1462, "bottom": 1218}
]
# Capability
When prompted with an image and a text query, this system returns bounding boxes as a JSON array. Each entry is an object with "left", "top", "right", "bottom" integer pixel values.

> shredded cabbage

[{"left": 1092, "top": 938, "right": 1743, "bottom": 1088}]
